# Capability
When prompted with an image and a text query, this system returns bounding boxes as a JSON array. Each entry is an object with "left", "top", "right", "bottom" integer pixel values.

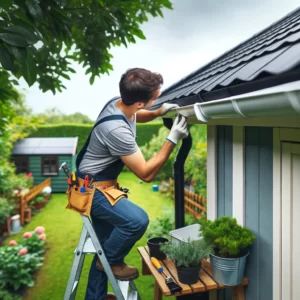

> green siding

[
  {"left": 217, "top": 126, "right": 233, "bottom": 217},
  {"left": 216, "top": 126, "right": 233, "bottom": 300},
  {"left": 29, "top": 155, "right": 74, "bottom": 192},
  {"left": 244, "top": 127, "right": 273, "bottom": 300}
]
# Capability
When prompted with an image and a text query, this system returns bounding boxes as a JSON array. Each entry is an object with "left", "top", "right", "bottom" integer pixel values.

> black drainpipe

[{"left": 163, "top": 118, "right": 192, "bottom": 229}]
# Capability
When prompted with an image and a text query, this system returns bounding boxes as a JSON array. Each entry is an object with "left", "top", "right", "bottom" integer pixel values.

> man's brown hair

[{"left": 119, "top": 68, "right": 163, "bottom": 106}]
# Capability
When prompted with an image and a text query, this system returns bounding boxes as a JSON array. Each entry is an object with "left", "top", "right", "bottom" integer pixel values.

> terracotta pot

[
  {"left": 34, "top": 202, "right": 44, "bottom": 210},
  {"left": 24, "top": 207, "right": 32, "bottom": 223}
]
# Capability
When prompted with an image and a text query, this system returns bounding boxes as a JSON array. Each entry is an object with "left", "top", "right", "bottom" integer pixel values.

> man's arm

[
  {"left": 136, "top": 103, "right": 179, "bottom": 123},
  {"left": 121, "top": 115, "right": 188, "bottom": 182},
  {"left": 121, "top": 141, "right": 175, "bottom": 182}
]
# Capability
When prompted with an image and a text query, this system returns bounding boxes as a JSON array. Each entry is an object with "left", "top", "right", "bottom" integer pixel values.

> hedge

[{"left": 29, "top": 122, "right": 163, "bottom": 153}]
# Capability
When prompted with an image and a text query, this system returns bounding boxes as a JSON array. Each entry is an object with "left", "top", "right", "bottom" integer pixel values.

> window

[
  {"left": 42, "top": 156, "right": 58, "bottom": 175},
  {"left": 14, "top": 156, "right": 29, "bottom": 174}
]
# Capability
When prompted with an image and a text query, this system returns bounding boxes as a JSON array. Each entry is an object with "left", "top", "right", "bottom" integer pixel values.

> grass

[{"left": 6, "top": 172, "right": 175, "bottom": 300}]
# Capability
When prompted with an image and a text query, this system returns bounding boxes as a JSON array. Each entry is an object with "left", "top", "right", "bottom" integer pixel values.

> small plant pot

[
  {"left": 24, "top": 207, "right": 32, "bottom": 223},
  {"left": 147, "top": 237, "right": 169, "bottom": 260},
  {"left": 210, "top": 252, "right": 249, "bottom": 286},
  {"left": 34, "top": 202, "right": 44, "bottom": 210},
  {"left": 176, "top": 264, "right": 201, "bottom": 284}
]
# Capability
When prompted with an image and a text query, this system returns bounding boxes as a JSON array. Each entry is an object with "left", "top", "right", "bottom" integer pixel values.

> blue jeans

[{"left": 85, "top": 189, "right": 149, "bottom": 300}]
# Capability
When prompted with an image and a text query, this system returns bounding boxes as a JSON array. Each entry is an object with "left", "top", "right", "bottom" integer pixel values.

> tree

[
  {"left": 0, "top": 0, "right": 172, "bottom": 94},
  {"left": 36, "top": 108, "right": 94, "bottom": 124}
]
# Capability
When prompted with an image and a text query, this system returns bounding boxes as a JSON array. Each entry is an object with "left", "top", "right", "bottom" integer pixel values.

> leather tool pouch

[
  {"left": 66, "top": 185, "right": 95, "bottom": 216},
  {"left": 95, "top": 185, "right": 127, "bottom": 206}
]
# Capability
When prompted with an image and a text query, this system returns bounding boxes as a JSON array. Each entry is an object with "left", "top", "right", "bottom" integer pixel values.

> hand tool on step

[
  {"left": 150, "top": 257, "right": 182, "bottom": 294},
  {"left": 59, "top": 162, "right": 72, "bottom": 185}
]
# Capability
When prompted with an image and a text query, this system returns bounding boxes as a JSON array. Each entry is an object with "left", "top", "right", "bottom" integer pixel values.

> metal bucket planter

[{"left": 209, "top": 252, "right": 249, "bottom": 286}]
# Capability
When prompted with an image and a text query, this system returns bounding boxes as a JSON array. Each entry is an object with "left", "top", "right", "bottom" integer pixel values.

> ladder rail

[
  {"left": 81, "top": 216, "right": 125, "bottom": 300},
  {"left": 64, "top": 215, "right": 140, "bottom": 300},
  {"left": 64, "top": 226, "right": 88, "bottom": 300}
]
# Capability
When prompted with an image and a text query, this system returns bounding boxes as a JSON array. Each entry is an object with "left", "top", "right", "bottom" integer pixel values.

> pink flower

[
  {"left": 23, "top": 232, "right": 32, "bottom": 238},
  {"left": 39, "top": 233, "right": 46, "bottom": 241},
  {"left": 26, "top": 172, "right": 32, "bottom": 177},
  {"left": 9, "top": 240, "right": 17, "bottom": 246},
  {"left": 18, "top": 248, "right": 28, "bottom": 256},
  {"left": 34, "top": 226, "right": 45, "bottom": 234}
]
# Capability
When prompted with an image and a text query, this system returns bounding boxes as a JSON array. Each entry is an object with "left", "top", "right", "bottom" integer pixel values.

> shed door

[{"left": 281, "top": 142, "right": 300, "bottom": 300}]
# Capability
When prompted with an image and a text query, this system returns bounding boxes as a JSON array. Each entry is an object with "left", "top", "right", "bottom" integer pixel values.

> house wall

[
  {"left": 216, "top": 126, "right": 273, "bottom": 300},
  {"left": 30, "top": 155, "right": 73, "bottom": 192}
]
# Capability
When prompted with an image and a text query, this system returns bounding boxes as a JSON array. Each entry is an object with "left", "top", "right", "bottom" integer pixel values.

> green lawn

[{"left": 7, "top": 172, "right": 174, "bottom": 300}]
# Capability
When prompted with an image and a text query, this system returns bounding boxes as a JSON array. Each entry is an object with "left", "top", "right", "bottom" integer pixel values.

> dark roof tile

[{"left": 157, "top": 7, "right": 300, "bottom": 106}]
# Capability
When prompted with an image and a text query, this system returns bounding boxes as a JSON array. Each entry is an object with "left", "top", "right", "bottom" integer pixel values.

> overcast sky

[{"left": 20, "top": 0, "right": 299, "bottom": 120}]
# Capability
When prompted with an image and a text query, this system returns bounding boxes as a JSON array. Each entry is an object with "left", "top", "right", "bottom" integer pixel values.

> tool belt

[{"left": 66, "top": 178, "right": 128, "bottom": 216}]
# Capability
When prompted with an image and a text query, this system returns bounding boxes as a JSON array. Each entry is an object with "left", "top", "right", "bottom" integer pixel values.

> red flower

[
  {"left": 18, "top": 248, "right": 28, "bottom": 256},
  {"left": 9, "top": 240, "right": 17, "bottom": 246}
]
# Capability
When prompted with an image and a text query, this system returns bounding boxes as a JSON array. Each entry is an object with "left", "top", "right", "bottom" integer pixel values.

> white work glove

[
  {"left": 167, "top": 115, "right": 189, "bottom": 145},
  {"left": 158, "top": 103, "right": 179, "bottom": 116}
]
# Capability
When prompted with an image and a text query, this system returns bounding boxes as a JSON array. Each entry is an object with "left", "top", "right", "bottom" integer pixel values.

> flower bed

[{"left": 0, "top": 226, "right": 47, "bottom": 298}]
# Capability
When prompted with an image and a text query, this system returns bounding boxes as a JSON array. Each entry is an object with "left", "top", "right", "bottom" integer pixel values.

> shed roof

[
  {"left": 12, "top": 137, "right": 78, "bottom": 156},
  {"left": 156, "top": 7, "right": 300, "bottom": 108}
]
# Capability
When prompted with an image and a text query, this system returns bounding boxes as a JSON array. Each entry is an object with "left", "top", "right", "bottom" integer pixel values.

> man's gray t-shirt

[{"left": 78, "top": 97, "right": 138, "bottom": 175}]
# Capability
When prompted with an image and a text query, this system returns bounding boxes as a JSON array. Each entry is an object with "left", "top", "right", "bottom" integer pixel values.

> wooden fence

[
  {"left": 169, "top": 179, "right": 206, "bottom": 219},
  {"left": 18, "top": 178, "right": 51, "bottom": 225}
]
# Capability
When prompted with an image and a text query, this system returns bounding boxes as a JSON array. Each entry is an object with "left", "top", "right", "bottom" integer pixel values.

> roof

[
  {"left": 156, "top": 7, "right": 300, "bottom": 108},
  {"left": 12, "top": 137, "right": 78, "bottom": 156}
]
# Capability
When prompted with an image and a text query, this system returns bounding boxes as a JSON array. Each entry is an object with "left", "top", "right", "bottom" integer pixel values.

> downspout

[{"left": 163, "top": 118, "right": 192, "bottom": 229}]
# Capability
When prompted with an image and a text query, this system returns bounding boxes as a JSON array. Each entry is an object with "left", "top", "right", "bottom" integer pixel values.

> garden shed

[
  {"left": 156, "top": 7, "right": 300, "bottom": 300},
  {"left": 12, "top": 137, "right": 78, "bottom": 192}
]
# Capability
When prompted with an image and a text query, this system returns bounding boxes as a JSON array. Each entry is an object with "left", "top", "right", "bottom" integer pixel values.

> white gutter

[{"left": 167, "top": 81, "right": 300, "bottom": 122}]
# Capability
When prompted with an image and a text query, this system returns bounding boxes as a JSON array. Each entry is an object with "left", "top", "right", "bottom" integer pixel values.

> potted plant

[
  {"left": 199, "top": 216, "right": 256, "bottom": 286},
  {"left": 33, "top": 195, "right": 44, "bottom": 210},
  {"left": 160, "top": 239, "right": 211, "bottom": 284}
]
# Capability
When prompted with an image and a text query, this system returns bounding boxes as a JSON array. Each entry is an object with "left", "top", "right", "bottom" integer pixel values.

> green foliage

[
  {"left": 35, "top": 108, "right": 94, "bottom": 124},
  {"left": 33, "top": 195, "right": 44, "bottom": 204},
  {"left": 0, "top": 245, "right": 43, "bottom": 290},
  {"left": 184, "top": 125, "right": 207, "bottom": 196},
  {"left": 0, "top": 289, "right": 21, "bottom": 300},
  {"left": 0, "top": 198, "right": 13, "bottom": 225},
  {"left": 146, "top": 206, "right": 197, "bottom": 239},
  {"left": 199, "top": 216, "right": 256, "bottom": 258},
  {"left": 141, "top": 124, "right": 207, "bottom": 195},
  {"left": 29, "top": 122, "right": 163, "bottom": 153},
  {"left": 0, "top": 0, "right": 172, "bottom": 94},
  {"left": 160, "top": 239, "right": 212, "bottom": 268},
  {"left": 22, "top": 232, "right": 45, "bottom": 256}
]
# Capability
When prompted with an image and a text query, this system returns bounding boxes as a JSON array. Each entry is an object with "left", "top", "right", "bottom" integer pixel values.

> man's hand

[
  {"left": 158, "top": 103, "right": 179, "bottom": 117},
  {"left": 166, "top": 114, "right": 189, "bottom": 145}
]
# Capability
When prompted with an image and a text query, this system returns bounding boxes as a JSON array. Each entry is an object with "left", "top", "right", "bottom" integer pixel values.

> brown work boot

[
  {"left": 96, "top": 258, "right": 139, "bottom": 281},
  {"left": 105, "top": 293, "right": 116, "bottom": 300}
]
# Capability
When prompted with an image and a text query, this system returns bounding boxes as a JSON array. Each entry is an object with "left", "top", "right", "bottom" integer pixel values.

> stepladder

[{"left": 64, "top": 215, "right": 140, "bottom": 300}]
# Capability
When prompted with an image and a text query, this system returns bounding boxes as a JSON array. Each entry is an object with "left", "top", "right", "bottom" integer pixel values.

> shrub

[
  {"left": 0, "top": 245, "right": 43, "bottom": 290},
  {"left": 0, "top": 198, "right": 13, "bottom": 225},
  {"left": 160, "top": 239, "right": 211, "bottom": 268},
  {"left": 146, "top": 206, "right": 197, "bottom": 239},
  {"left": 22, "top": 232, "right": 46, "bottom": 256},
  {"left": 29, "top": 122, "right": 163, "bottom": 152},
  {"left": 199, "top": 216, "right": 256, "bottom": 258}
]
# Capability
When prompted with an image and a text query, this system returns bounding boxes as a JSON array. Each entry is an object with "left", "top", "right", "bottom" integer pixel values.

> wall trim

[
  {"left": 273, "top": 128, "right": 281, "bottom": 300},
  {"left": 232, "top": 126, "right": 245, "bottom": 225},
  {"left": 207, "top": 125, "right": 217, "bottom": 220},
  {"left": 273, "top": 127, "right": 300, "bottom": 300}
]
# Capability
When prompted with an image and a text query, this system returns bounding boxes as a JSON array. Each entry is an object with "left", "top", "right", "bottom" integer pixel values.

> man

[{"left": 77, "top": 68, "right": 188, "bottom": 299}]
